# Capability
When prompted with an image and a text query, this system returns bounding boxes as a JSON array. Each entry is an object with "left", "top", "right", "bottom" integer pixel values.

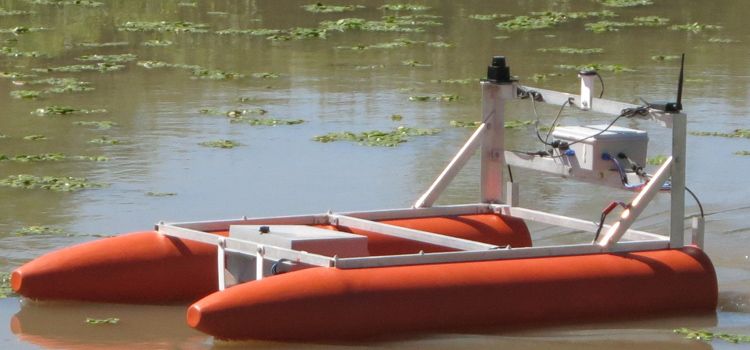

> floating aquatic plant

[
  {"left": 708, "top": 37, "right": 739, "bottom": 43},
  {"left": 142, "top": 39, "right": 173, "bottom": 47},
  {"left": 651, "top": 55, "right": 681, "bottom": 61},
  {"left": 146, "top": 191, "right": 176, "bottom": 197},
  {"left": 431, "top": 78, "right": 476, "bottom": 84},
  {"left": 556, "top": 63, "right": 634, "bottom": 72},
  {"left": 600, "top": 0, "right": 653, "bottom": 7},
  {"left": 26, "top": 0, "right": 103, "bottom": 6},
  {"left": 670, "top": 22, "right": 722, "bottom": 33},
  {"left": 207, "top": 11, "right": 228, "bottom": 16},
  {"left": 427, "top": 41, "right": 452, "bottom": 48},
  {"left": 674, "top": 328, "right": 750, "bottom": 343},
  {"left": 0, "top": 71, "right": 36, "bottom": 80},
  {"left": 498, "top": 11, "right": 615, "bottom": 31},
  {"left": 0, "top": 174, "right": 104, "bottom": 192},
  {"left": 33, "top": 106, "right": 106, "bottom": 116},
  {"left": 0, "top": 26, "right": 46, "bottom": 34},
  {"left": 379, "top": 4, "right": 430, "bottom": 11},
  {"left": 647, "top": 155, "right": 668, "bottom": 165},
  {"left": 690, "top": 129, "right": 750, "bottom": 138},
  {"left": 633, "top": 16, "right": 670, "bottom": 26},
  {"left": 199, "top": 108, "right": 268, "bottom": 117},
  {"left": 0, "top": 8, "right": 35, "bottom": 16},
  {"left": 177, "top": 2, "right": 196, "bottom": 7},
  {"left": 10, "top": 90, "right": 41, "bottom": 99},
  {"left": 585, "top": 20, "right": 636, "bottom": 33},
  {"left": 450, "top": 120, "right": 532, "bottom": 129},
  {"left": 468, "top": 14, "right": 509, "bottom": 21},
  {"left": 0, "top": 272, "right": 16, "bottom": 298},
  {"left": 302, "top": 3, "right": 364, "bottom": 13},
  {"left": 137, "top": 61, "right": 244, "bottom": 80},
  {"left": 0, "top": 46, "right": 44, "bottom": 58},
  {"left": 199, "top": 139, "right": 242, "bottom": 148},
  {"left": 85, "top": 318, "right": 119, "bottom": 325},
  {"left": 251, "top": 72, "right": 280, "bottom": 79},
  {"left": 79, "top": 41, "right": 129, "bottom": 48},
  {"left": 215, "top": 28, "right": 282, "bottom": 36},
  {"left": 409, "top": 94, "right": 460, "bottom": 102},
  {"left": 402, "top": 59, "right": 431, "bottom": 67},
  {"left": 76, "top": 53, "right": 136, "bottom": 63},
  {"left": 735, "top": 151, "right": 750, "bottom": 156},
  {"left": 12, "top": 225, "right": 66, "bottom": 236},
  {"left": 538, "top": 47, "right": 603, "bottom": 54},
  {"left": 72, "top": 120, "right": 117, "bottom": 129},
  {"left": 23, "top": 134, "right": 46, "bottom": 141},
  {"left": 230, "top": 117, "right": 304, "bottom": 126},
  {"left": 390, "top": 114, "right": 403, "bottom": 121},
  {"left": 33, "top": 63, "right": 125, "bottom": 73},
  {"left": 88, "top": 136, "right": 122, "bottom": 145},
  {"left": 531, "top": 73, "right": 562, "bottom": 82},
  {"left": 313, "top": 126, "right": 441, "bottom": 147},
  {"left": 118, "top": 21, "right": 210, "bottom": 33}
]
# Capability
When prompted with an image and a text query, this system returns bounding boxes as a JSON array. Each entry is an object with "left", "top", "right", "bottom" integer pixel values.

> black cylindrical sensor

[{"left": 487, "top": 56, "right": 511, "bottom": 83}]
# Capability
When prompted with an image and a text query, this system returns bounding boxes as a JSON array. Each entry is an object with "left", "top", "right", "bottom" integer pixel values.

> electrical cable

[{"left": 595, "top": 72, "right": 605, "bottom": 98}]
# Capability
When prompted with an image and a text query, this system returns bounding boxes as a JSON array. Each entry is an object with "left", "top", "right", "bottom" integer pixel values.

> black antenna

[{"left": 665, "top": 53, "right": 685, "bottom": 112}]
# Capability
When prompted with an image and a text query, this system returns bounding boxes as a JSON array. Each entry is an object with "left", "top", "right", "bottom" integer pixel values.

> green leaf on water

[
  {"left": 735, "top": 151, "right": 750, "bottom": 156},
  {"left": 32, "top": 63, "right": 125, "bottom": 73},
  {"left": 633, "top": 16, "right": 670, "bottom": 26},
  {"left": 600, "top": 0, "right": 653, "bottom": 7},
  {"left": 118, "top": 21, "right": 210, "bottom": 33},
  {"left": 531, "top": 73, "right": 563, "bottom": 82},
  {"left": 651, "top": 55, "right": 681, "bottom": 61},
  {"left": 22, "top": 134, "right": 46, "bottom": 141},
  {"left": 142, "top": 39, "right": 173, "bottom": 47},
  {"left": 390, "top": 114, "right": 403, "bottom": 121},
  {"left": 0, "top": 272, "right": 16, "bottom": 298},
  {"left": 585, "top": 20, "right": 636, "bottom": 33},
  {"left": 468, "top": 14, "right": 510, "bottom": 21},
  {"left": 537, "top": 47, "right": 603, "bottom": 54},
  {"left": 251, "top": 72, "right": 280, "bottom": 79},
  {"left": 12, "top": 225, "right": 66, "bottom": 236},
  {"left": 72, "top": 120, "right": 117, "bottom": 129},
  {"left": 78, "top": 42, "right": 129, "bottom": 48},
  {"left": 708, "top": 37, "right": 739, "bottom": 43},
  {"left": 379, "top": 4, "right": 431, "bottom": 11},
  {"left": 0, "top": 174, "right": 105, "bottom": 192},
  {"left": 146, "top": 191, "right": 177, "bottom": 197},
  {"left": 690, "top": 129, "right": 750, "bottom": 138},
  {"left": 76, "top": 53, "right": 137, "bottom": 64},
  {"left": 10, "top": 90, "right": 41, "bottom": 99},
  {"left": 199, "top": 139, "right": 242, "bottom": 148},
  {"left": 409, "top": 94, "right": 460, "bottom": 102},
  {"left": 647, "top": 155, "right": 668, "bottom": 165},
  {"left": 674, "top": 328, "right": 750, "bottom": 343},
  {"left": 33, "top": 106, "right": 107, "bottom": 116},
  {"left": 670, "top": 22, "right": 722, "bottom": 33},
  {"left": 313, "top": 126, "right": 441, "bottom": 147},
  {"left": 88, "top": 136, "right": 123, "bottom": 145},
  {"left": 556, "top": 63, "right": 634, "bottom": 72},
  {"left": 302, "top": 3, "right": 364, "bottom": 13},
  {"left": 85, "top": 318, "right": 119, "bottom": 325}
]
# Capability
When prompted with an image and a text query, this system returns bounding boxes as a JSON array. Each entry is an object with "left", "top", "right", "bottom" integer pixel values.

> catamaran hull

[{"left": 188, "top": 246, "right": 717, "bottom": 341}]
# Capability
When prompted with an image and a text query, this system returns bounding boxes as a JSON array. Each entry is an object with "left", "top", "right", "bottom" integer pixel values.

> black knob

[{"left": 487, "top": 56, "right": 511, "bottom": 83}]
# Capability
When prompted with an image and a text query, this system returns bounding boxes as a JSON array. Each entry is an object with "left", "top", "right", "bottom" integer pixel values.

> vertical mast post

[{"left": 481, "top": 56, "right": 516, "bottom": 204}]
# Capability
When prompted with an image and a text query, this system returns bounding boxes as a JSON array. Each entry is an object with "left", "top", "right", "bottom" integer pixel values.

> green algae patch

[
  {"left": 0, "top": 26, "right": 46, "bottom": 34},
  {"left": 556, "top": 63, "right": 634, "bottom": 73},
  {"left": 537, "top": 47, "right": 603, "bottom": 54},
  {"left": 1, "top": 71, "right": 37, "bottom": 80},
  {"left": 23, "top": 134, "right": 46, "bottom": 141},
  {"left": 76, "top": 53, "right": 137, "bottom": 63},
  {"left": 199, "top": 108, "right": 268, "bottom": 117},
  {"left": 0, "top": 8, "right": 35, "bottom": 16},
  {"left": 531, "top": 73, "right": 562, "bottom": 82},
  {"left": 302, "top": 3, "right": 364, "bottom": 13},
  {"left": 79, "top": 41, "right": 129, "bottom": 48},
  {"left": 690, "top": 129, "right": 750, "bottom": 138},
  {"left": 498, "top": 11, "right": 615, "bottom": 31},
  {"left": 1, "top": 46, "right": 45, "bottom": 58},
  {"left": 674, "top": 328, "right": 750, "bottom": 344},
  {"left": 647, "top": 155, "right": 668, "bottom": 165},
  {"left": 142, "top": 39, "right": 173, "bottom": 47},
  {"left": 146, "top": 191, "right": 176, "bottom": 197},
  {"left": 21, "top": 77, "right": 94, "bottom": 94},
  {"left": 390, "top": 114, "right": 403, "bottom": 121},
  {"left": 229, "top": 116, "right": 304, "bottom": 126},
  {"left": 633, "top": 16, "right": 670, "bottom": 26},
  {"left": 585, "top": 21, "right": 636, "bottom": 33},
  {"left": 33, "top": 63, "right": 125, "bottom": 73},
  {"left": 0, "top": 174, "right": 104, "bottom": 192},
  {"left": 119, "top": 21, "right": 210, "bottom": 33},
  {"left": 600, "top": 0, "right": 652, "bottom": 7},
  {"left": 670, "top": 22, "right": 722, "bottom": 33},
  {"left": 199, "top": 139, "right": 242, "bottom": 148},
  {"left": 450, "top": 120, "right": 532, "bottom": 129},
  {"left": 33, "top": 106, "right": 107, "bottom": 116},
  {"left": 402, "top": 59, "right": 431, "bottom": 67},
  {"left": 409, "top": 94, "right": 460, "bottom": 102},
  {"left": 251, "top": 72, "right": 280, "bottom": 79},
  {"left": 10, "top": 90, "right": 41, "bottom": 99},
  {"left": 12, "top": 225, "right": 66, "bottom": 236},
  {"left": 0, "top": 272, "right": 16, "bottom": 298},
  {"left": 85, "top": 318, "right": 119, "bottom": 325},
  {"left": 468, "top": 14, "right": 510, "bottom": 21},
  {"left": 709, "top": 37, "right": 739, "bottom": 43},
  {"left": 651, "top": 55, "right": 681, "bottom": 61},
  {"left": 137, "top": 60, "right": 244, "bottom": 80},
  {"left": 88, "top": 136, "right": 122, "bottom": 145},
  {"left": 215, "top": 28, "right": 282, "bottom": 36},
  {"left": 313, "top": 126, "right": 441, "bottom": 147},
  {"left": 379, "top": 4, "right": 431, "bottom": 11}
]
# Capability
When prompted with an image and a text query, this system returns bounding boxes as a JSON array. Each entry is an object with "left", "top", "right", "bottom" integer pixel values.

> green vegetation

[
  {"left": 0, "top": 153, "right": 108, "bottom": 162},
  {"left": 85, "top": 318, "right": 120, "bottom": 325},
  {"left": 10, "top": 90, "right": 41, "bottom": 99},
  {"left": 497, "top": 11, "right": 614, "bottom": 31},
  {"left": 674, "top": 328, "right": 750, "bottom": 343},
  {"left": 313, "top": 126, "right": 441, "bottom": 147},
  {"left": 690, "top": 129, "right": 750, "bottom": 138},
  {"left": 199, "top": 139, "right": 242, "bottom": 148},
  {"left": 409, "top": 94, "right": 460, "bottom": 102},
  {"left": 336, "top": 38, "right": 450, "bottom": 50},
  {"left": 137, "top": 61, "right": 244, "bottom": 80},
  {"left": 735, "top": 151, "right": 750, "bottom": 156},
  {"left": 556, "top": 63, "right": 634, "bottom": 72},
  {"left": 88, "top": 136, "right": 122, "bottom": 145},
  {"left": 450, "top": 120, "right": 532, "bottom": 129},
  {"left": 76, "top": 53, "right": 137, "bottom": 63},
  {"left": 118, "top": 21, "right": 210, "bottom": 33},
  {"left": 390, "top": 114, "right": 403, "bottom": 121},
  {"left": 32, "top": 63, "right": 125, "bottom": 73},
  {"left": 431, "top": 78, "right": 476, "bottom": 84},
  {"left": 146, "top": 191, "right": 177, "bottom": 197},
  {"left": 402, "top": 59, "right": 431, "bottom": 67},
  {"left": 0, "top": 175, "right": 104, "bottom": 192},
  {"left": 1, "top": 46, "right": 44, "bottom": 58},
  {"left": 251, "top": 72, "right": 280, "bottom": 79},
  {"left": 199, "top": 108, "right": 268, "bottom": 117},
  {"left": 0, "top": 26, "right": 46, "bottom": 34},
  {"left": 531, "top": 73, "right": 562, "bottom": 82},
  {"left": 79, "top": 41, "right": 129, "bottom": 48},
  {"left": 537, "top": 47, "right": 603, "bottom": 54},
  {"left": 33, "top": 106, "right": 107, "bottom": 116},
  {"left": 647, "top": 155, "right": 668, "bottom": 165},
  {"left": 0, "top": 71, "right": 37, "bottom": 80},
  {"left": 651, "top": 55, "right": 681, "bottom": 61},
  {"left": 379, "top": 4, "right": 431, "bottom": 11},
  {"left": 23, "top": 134, "right": 46, "bottom": 141},
  {"left": 633, "top": 16, "right": 670, "bottom": 26},
  {"left": 600, "top": 0, "right": 653, "bottom": 6},
  {"left": 670, "top": 22, "right": 722, "bottom": 33},
  {"left": 215, "top": 28, "right": 282, "bottom": 36},
  {"left": 229, "top": 117, "right": 304, "bottom": 126},
  {"left": 12, "top": 226, "right": 66, "bottom": 236},
  {"left": 142, "top": 39, "right": 173, "bottom": 47},
  {"left": 585, "top": 21, "right": 636, "bottom": 33},
  {"left": 0, "top": 8, "right": 34, "bottom": 16},
  {"left": 0, "top": 272, "right": 16, "bottom": 298},
  {"left": 709, "top": 37, "right": 739, "bottom": 43},
  {"left": 302, "top": 3, "right": 364, "bottom": 13},
  {"left": 468, "top": 14, "right": 509, "bottom": 21}
]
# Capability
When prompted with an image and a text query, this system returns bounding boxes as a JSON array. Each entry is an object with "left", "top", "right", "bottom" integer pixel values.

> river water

[{"left": 0, "top": 0, "right": 749, "bottom": 348}]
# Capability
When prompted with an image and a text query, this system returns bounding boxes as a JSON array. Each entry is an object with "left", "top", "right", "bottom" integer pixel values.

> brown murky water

[{"left": 1, "top": 0, "right": 749, "bottom": 348}]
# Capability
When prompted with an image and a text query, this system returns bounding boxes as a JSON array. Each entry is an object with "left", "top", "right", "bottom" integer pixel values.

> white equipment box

[
  {"left": 229, "top": 225, "right": 369, "bottom": 258},
  {"left": 552, "top": 125, "right": 648, "bottom": 175}
]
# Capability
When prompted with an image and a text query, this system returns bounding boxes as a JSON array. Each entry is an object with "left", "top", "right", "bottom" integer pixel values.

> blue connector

[{"left": 564, "top": 149, "right": 576, "bottom": 156}]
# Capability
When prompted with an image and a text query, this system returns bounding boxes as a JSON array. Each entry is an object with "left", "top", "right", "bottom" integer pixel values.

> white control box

[{"left": 552, "top": 125, "right": 648, "bottom": 175}]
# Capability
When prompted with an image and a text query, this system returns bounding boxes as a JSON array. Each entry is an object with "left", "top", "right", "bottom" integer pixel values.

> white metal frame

[{"left": 155, "top": 71, "right": 704, "bottom": 289}]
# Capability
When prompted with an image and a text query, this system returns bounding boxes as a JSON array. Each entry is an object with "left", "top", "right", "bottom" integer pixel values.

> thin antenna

[{"left": 666, "top": 53, "right": 685, "bottom": 112}]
